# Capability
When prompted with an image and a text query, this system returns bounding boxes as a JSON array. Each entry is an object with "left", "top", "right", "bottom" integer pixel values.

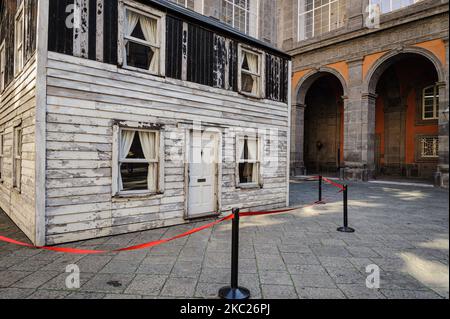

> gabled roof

[{"left": 139, "top": 0, "right": 290, "bottom": 59}]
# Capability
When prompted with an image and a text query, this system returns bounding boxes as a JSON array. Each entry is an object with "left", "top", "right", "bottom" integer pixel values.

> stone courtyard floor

[{"left": 0, "top": 180, "right": 448, "bottom": 299}]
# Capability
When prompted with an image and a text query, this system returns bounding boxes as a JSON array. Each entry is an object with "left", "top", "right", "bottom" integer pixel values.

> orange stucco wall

[
  {"left": 363, "top": 51, "right": 388, "bottom": 80},
  {"left": 375, "top": 59, "right": 439, "bottom": 165},
  {"left": 292, "top": 69, "right": 312, "bottom": 93},
  {"left": 414, "top": 39, "right": 447, "bottom": 67},
  {"left": 326, "top": 61, "right": 349, "bottom": 84}
]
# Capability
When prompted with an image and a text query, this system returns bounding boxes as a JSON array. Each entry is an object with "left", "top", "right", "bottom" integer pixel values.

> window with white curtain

[
  {"left": 369, "top": 0, "right": 423, "bottom": 14},
  {"left": 0, "top": 41, "right": 5, "bottom": 92},
  {"left": 117, "top": 128, "right": 160, "bottom": 195},
  {"left": 298, "top": 0, "right": 346, "bottom": 41},
  {"left": 14, "top": 2, "right": 24, "bottom": 75},
  {"left": 422, "top": 84, "right": 439, "bottom": 120},
  {"left": 123, "top": 6, "right": 161, "bottom": 74},
  {"left": 236, "top": 135, "right": 261, "bottom": 186},
  {"left": 13, "top": 124, "right": 22, "bottom": 190},
  {"left": 238, "top": 47, "right": 262, "bottom": 97},
  {"left": 222, "top": 0, "right": 259, "bottom": 38}
]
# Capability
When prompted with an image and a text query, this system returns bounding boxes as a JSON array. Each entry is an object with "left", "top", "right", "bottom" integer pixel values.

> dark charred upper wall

[
  {"left": 47, "top": 0, "right": 289, "bottom": 103},
  {"left": 0, "top": 0, "right": 38, "bottom": 90}
]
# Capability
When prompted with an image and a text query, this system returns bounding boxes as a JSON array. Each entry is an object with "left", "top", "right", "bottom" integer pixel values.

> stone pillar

[
  {"left": 347, "top": 0, "right": 365, "bottom": 31},
  {"left": 290, "top": 103, "right": 305, "bottom": 176},
  {"left": 437, "top": 37, "right": 449, "bottom": 188},
  {"left": 344, "top": 58, "right": 376, "bottom": 181}
]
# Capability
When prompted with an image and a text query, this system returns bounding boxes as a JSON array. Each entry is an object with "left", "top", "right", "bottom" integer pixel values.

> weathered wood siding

[
  {"left": 46, "top": 0, "right": 289, "bottom": 103},
  {"left": 45, "top": 52, "right": 288, "bottom": 244},
  {"left": 0, "top": 0, "right": 38, "bottom": 242}
]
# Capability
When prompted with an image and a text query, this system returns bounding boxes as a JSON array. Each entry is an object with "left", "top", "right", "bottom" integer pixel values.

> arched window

[{"left": 422, "top": 85, "right": 439, "bottom": 120}]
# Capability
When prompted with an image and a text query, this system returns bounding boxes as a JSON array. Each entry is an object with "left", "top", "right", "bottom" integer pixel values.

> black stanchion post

[
  {"left": 218, "top": 208, "right": 250, "bottom": 300},
  {"left": 316, "top": 176, "right": 325, "bottom": 204},
  {"left": 337, "top": 185, "right": 355, "bottom": 233}
]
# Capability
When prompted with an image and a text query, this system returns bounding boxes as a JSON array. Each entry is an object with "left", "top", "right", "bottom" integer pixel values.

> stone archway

[
  {"left": 363, "top": 48, "right": 446, "bottom": 181},
  {"left": 291, "top": 68, "right": 348, "bottom": 176}
]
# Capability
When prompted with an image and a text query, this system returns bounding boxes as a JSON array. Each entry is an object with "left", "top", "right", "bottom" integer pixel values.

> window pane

[
  {"left": 126, "top": 133, "right": 145, "bottom": 159},
  {"left": 126, "top": 41, "right": 155, "bottom": 71},
  {"left": 239, "top": 163, "right": 256, "bottom": 183},
  {"left": 241, "top": 73, "right": 257, "bottom": 94},
  {"left": 120, "top": 162, "right": 149, "bottom": 191}
]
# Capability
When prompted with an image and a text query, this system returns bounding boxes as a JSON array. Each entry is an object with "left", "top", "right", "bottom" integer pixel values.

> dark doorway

[{"left": 304, "top": 74, "right": 344, "bottom": 176}]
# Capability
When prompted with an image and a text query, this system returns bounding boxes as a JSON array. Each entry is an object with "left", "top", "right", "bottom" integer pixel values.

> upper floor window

[
  {"left": 238, "top": 46, "right": 263, "bottom": 98},
  {"left": 170, "top": 0, "right": 196, "bottom": 10},
  {"left": 121, "top": 4, "right": 163, "bottom": 75},
  {"left": 222, "top": 0, "right": 259, "bottom": 38},
  {"left": 14, "top": 2, "right": 24, "bottom": 75},
  {"left": 422, "top": 84, "right": 439, "bottom": 120},
  {"left": 369, "top": 0, "right": 423, "bottom": 14},
  {"left": 298, "top": 0, "right": 346, "bottom": 41},
  {"left": 0, "top": 41, "right": 5, "bottom": 92}
]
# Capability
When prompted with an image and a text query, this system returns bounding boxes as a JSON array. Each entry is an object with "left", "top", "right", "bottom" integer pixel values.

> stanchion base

[
  {"left": 315, "top": 201, "right": 326, "bottom": 205},
  {"left": 337, "top": 226, "right": 355, "bottom": 233},
  {"left": 218, "top": 286, "right": 251, "bottom": 300}
]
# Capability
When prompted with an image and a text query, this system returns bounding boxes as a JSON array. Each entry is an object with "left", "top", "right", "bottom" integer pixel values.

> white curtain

[
  {"left": 119, "top": 130, "right": 136, "bottom": 190},
  {"left": 247, "top": 138, "right": 257, "bottom": 161},
  {"left": 246, "top": 52, "right": 259, "bottom": 95},
  {"left": 139, "top": 131, "right": 157, "bottom": 192},
  {"left": 126, "top": 10, "right": 140, "bottom": 37},
  {"left": 239, "top": 137, "right": 245, "bottom": 161},
  {"left": 140, "top": 16, "right": 158, "bottom": 72},
  {"left": 246, "top": 138, "right": 258, "bottom": 182}
]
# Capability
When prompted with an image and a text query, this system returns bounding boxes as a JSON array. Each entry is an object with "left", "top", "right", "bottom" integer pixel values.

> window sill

[
  {"left": 122, "top": 64, "right": 162, "bottom": 78},
  {"left": 237, "top": 183, "right": 262, "bottom": 190},
  {"left": 112, "top": 192, "right": 163, "bottom": 201},
  {"left": 238, "top": 90, "right": 262, "bottom": 100}
]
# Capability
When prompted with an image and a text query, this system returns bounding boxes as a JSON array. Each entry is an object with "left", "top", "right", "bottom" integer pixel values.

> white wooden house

[{"left": 0, "top": 0, "right": 291, "bottom": 245}]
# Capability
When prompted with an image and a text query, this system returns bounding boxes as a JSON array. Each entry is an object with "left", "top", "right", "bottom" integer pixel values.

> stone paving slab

[{"left": 0, "top": 181, "right": 448, "bottom": 299}]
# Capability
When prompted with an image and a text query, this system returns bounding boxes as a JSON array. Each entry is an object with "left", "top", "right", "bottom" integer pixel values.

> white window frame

[
  {"left": 422, "top": 84, "right": 439, "bottom": 120},
  {"left": 14, "top": 1, "right": 25, "bottom": 76},
  {"left": 118, "top": 0, "right": 166, "bottom": 76},
  {"left": 369, "top": 0, "right": 423, "bottom": 15},
  {"left": 0, "top": 40, "right": 5, "bottom": 92},
  {"left": 237, "top": 45, "right": 264, "bottom": 98},
  {"left": 13, "top": 124, "right": 22, "bottom": 191},
  {"left": 222, "top": 0, "right": 259, "bottom": 38},
  {"left": 171, "top": 0, "right": 197, "bottom": 11},
  {"left": 235, "top": 134, "right": 263, "bottom": 188},
  {"left": 112, "top": 123, "right": 165, "bottom": 197},
  {"left": 297, "top": 0, "right": 346, "bottom": 41},
  {"left": 420, "top": 136, "right": 439, "bottom": 159},
  {"left": 0, "top": 131, "right": 4, "bottom": 183}
]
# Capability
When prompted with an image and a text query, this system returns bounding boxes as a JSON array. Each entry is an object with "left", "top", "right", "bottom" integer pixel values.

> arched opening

[
  {"left": 303, "top": 73, "right": 345, "bottom": 176},
  {"left": 371, "top": 53, "right": 440, "bottom": 181}
]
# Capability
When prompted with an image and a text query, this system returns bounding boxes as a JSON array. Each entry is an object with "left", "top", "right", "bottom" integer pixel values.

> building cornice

[{"left": 286, "top": 2, "right": 448, "bottom": 57}]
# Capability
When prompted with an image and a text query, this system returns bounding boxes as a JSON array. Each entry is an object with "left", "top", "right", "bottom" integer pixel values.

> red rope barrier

[
  {"left": 0, "top": 176, "right": 345, "bottom": 254},
  {"left": 322, "top": 177, "right": 346, "bottom": 191}
]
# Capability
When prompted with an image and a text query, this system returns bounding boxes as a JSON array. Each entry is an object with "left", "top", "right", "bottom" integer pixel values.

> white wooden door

[{"left": 188, "top": 131, "right": 218, "bottom": 218}]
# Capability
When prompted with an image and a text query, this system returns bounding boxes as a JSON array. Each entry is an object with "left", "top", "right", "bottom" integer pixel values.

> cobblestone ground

[{"left": 0, "top": 181, "right": 448, "bottom": 299}]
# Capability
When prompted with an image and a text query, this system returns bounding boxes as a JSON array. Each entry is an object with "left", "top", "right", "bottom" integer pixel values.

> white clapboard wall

[
  {"left": 45, "top": 51, "right": 289, "bottom": 244},
  {"left": 0, "top": 57, "right": 37, "bottom": 242}
]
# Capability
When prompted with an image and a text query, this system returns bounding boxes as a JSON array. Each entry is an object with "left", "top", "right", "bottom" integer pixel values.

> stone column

[
  {"left": 290, "top": 103, "right": 305, "bottom": 175},
  {"left": 437, "top": 37, "right": 449, "bottom": 188},
  {"left": 344, "top": 58, "right": 376, "bottom": 181}
]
